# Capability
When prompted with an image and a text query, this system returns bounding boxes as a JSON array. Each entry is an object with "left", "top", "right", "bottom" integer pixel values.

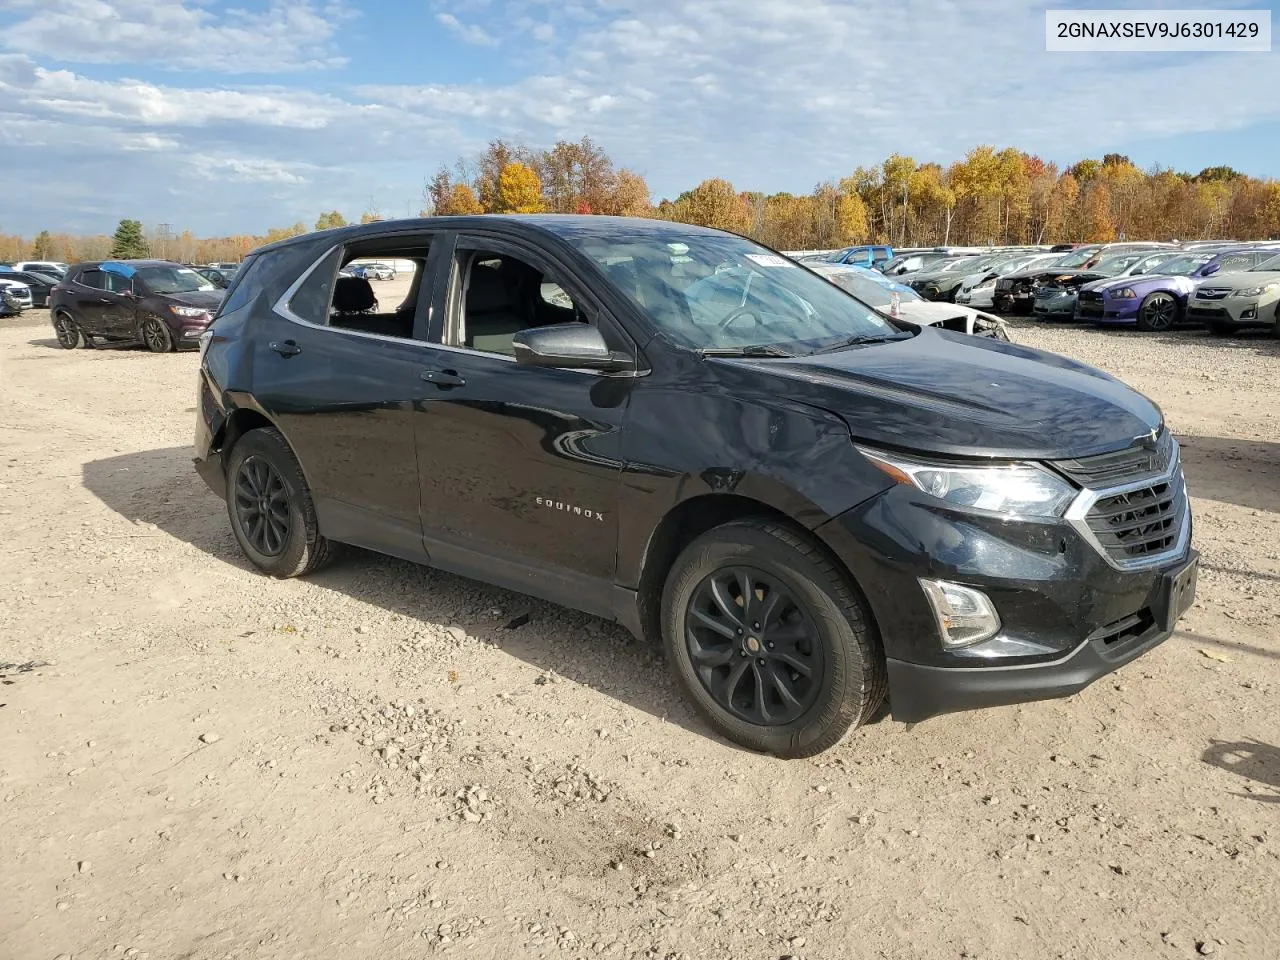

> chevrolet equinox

[{"left": 194, "top": 216, "right": 1197, "bottom": 757}]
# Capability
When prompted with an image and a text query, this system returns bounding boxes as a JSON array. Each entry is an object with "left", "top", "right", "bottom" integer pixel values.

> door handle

[
  {"left": 270, "top": 340, "right": 302, "bottom": 358},
  {"left": 421, "top": 369, "right": 466, "bottom": 388}
]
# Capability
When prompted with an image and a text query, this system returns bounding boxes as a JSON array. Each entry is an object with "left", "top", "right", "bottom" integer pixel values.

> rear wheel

[
  {"left": 661, "top": 520, "right": 886, "bottom": 758},
  {"left": 226, "top": 427, "right": 334, "bottom": 578},
  {"left": 141, "top": 317, "right": 174, "bottom": 353},
  {"left": 52, "top": 311, "right": 82, "bottom": 349},
  {"left": 1136, "top": 292, "right": 1177, "bottom": 332}
]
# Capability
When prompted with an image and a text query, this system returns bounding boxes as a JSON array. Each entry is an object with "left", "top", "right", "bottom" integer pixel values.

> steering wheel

[{"left": 718, "top": 306, "right": 762, "bottom": 329}]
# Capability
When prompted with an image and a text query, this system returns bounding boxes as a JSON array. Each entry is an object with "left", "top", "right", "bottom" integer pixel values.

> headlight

[
  {"left": 169, "top": 305, "right": 209, "bottom": 318},
  {"left": 858, "top": 446, "right": 1076, "bottom": 518},
  {"left": 1109, "top": 288, "right": 1138, "bottom": 299},
  {"left": 975, "top": 279, "right": 996, "bottom": 290},
  {"left": 1233, "top": 282, "right": 1279, "bottom": 298}
]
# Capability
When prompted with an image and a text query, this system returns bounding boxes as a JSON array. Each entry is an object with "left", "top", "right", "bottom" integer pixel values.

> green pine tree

[
  {"left": 30, "top": 230, "right": 54, "bottom": 258},
  {"left": 109, "top": 219, "right": 150, "bottom": 259}
]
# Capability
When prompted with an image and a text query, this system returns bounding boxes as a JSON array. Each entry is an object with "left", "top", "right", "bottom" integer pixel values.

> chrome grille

[
  {"left": 1060, "top": 432, "right": 1190, "bottom": 570},
  {"left": 1086, "top": 473, "right": 1186, "bottom": 562},
  {"left": 1195, "top": 287, "right": 1230, "bottom": 301},
  {"left": 1055, "top": 430, "right": 1174, "bottom": 486}
]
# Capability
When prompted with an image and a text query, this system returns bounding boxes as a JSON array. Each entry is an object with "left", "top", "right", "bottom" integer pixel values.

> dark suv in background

[
  {"left": 49, "top": 260, "right": 223, "bottom": 351},
  {"left": 194, "top": 215, "right": 1196, "bottom": 757}
]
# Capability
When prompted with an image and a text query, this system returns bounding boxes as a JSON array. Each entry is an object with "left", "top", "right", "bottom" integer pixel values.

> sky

[{"left": 1, "top": 0, "right": 1278, "bottom": 236}]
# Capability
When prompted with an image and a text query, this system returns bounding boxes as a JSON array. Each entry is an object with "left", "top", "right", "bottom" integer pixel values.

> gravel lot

[{"left": 2, "top": 301, "right": 1278, "bottom": 960}]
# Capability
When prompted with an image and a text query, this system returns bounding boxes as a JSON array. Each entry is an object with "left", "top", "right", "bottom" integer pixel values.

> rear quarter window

[{"left": 212, "top": 254, "right": 264, "bottom": 318}]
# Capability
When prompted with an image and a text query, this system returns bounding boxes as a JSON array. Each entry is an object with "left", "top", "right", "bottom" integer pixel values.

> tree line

[{"left": 3, "top": 141, "right": 1277, "bottom": 264}]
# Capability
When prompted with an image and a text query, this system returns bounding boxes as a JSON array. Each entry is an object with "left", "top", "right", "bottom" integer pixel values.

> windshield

[
  {"left": 1092, "top": 254, "right": 1146, "bottom": 275},
  {"left": 569, "top": 231, "right": 904, "bottom": 353},
  {"left": 1252, "top": 253, "right": 1280, "bottom": 271},
  {"left": 1055, "top": 247, "right": 1101, "bottom": 267},
  {"left": 1146, "top": 253, "right": 1213, "bottom": 276},
  {"left": 136, "top": 265, "right": 215, "bottom": 294},
  {"left": 819, "top": 267, "right": 923, "bottom": 307}
]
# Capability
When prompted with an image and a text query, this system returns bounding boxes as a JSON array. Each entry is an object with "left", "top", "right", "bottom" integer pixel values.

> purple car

[{"left": 1075, "top": 247, "right": 1280, "bottom": 331}]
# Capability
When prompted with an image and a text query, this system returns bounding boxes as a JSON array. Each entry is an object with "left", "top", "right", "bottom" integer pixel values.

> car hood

[
  {"left": 897, "top": 301, "right": 986, "bottom": 325},
  {"left": 714, "top": 327, "right": 1160, "bottom": 459},
  {"left": 158, "top": 290, "right": 224, "bottom": 310},
  {"left": 1003, "top": 266, "right": 1093, "bottom": 283},
  {"left": 1082, "top": 274, "right": 1195, "bottom": 295},
  {"left": 1197, "top": 270, "right": 1280, "bottom": 291}
]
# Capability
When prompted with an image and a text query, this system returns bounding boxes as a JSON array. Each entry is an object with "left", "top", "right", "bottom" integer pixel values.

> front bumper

[
  {"left": 1187, "top": 296, "right": 1275, "bottom": 329},
  {"left": 1033, "top": 294, "right": 1078, "bottom": 319},
  {"left": 816, "top": 482, "right": 1195, "bottom": 724},
  {"left": 884, "top": 592, "right": 1184, "bottom": 722},
  {"left": 1076, "top": 298, "right": 1139, "bottom": 324}
]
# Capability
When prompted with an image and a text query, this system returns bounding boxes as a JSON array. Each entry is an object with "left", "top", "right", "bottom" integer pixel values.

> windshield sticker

[{"left": 745, "top": 254, "right": 796, "bottom": 268}]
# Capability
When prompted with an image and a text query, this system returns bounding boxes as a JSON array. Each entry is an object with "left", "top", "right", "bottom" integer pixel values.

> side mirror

[
  {"left": 1202, "top": 263, "right": 1220, "bottom": 276},
  {"left": 511, "top": 323, "right": 632, "bottom": 372}
]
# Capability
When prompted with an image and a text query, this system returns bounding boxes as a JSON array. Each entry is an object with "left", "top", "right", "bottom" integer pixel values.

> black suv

[
  {"left": 194, "top": 216, "right": 1197, "bottom": 757},
  {"left": 49, "top": 260, "right": 223, "bottom": 351}
]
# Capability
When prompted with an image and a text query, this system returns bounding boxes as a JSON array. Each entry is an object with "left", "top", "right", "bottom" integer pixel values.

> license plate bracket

[{"left": 1161, "top": 554, "right": 1199, "bottom": 633}]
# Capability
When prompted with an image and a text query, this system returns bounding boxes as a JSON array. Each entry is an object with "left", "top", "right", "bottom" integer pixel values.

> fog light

[
  {"left": 1241, "top": 307, "right": 1257, "bottom": 320},
  {"left": 919, "top": 579, "right": 1001, "bottom": 649}
]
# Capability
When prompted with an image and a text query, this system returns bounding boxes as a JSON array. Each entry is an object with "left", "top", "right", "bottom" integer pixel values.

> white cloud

[
  {"left": 436, "top": 13, "right": 499, "bottom": 47},
  {"left": 0, "top": 0, "right": 1278, "bottom": 234},
  {"left": 189, "top": 156, "right": 310, "bottom": 184},
  {"left": 0, "top": 0, "right": 354, "bottom": 73}
]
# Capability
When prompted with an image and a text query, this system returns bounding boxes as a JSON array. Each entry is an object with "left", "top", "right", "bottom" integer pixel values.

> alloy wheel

[
  {"left": 142, "top": 319, "right": 170, "bottom": 352},
  {"left": 53, "top": 315, "right": 79, "bottom": 348},
  {"left": 685, "top": 566, "right": 823, "bottom": 726},
  {"left": 233, "top": 456, "right": 291, "bottom": 557},
  {"left": 1142, "top": 295, "right": 1176, "bottom": 331}
]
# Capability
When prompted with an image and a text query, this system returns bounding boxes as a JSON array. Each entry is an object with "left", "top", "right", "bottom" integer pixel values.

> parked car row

[{"left": 792, "top": 238, "right": 1280, "bottom": 336}]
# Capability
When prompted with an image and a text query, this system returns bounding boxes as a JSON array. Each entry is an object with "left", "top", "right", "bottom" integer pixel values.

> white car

[
  {"left": 0, "top": 278, "right": 33, "bottom": 310},
  {"left": 809, "top": 263, "right": 1010, "bottom": 339},
  {"left": 12, "top": 260, "right": 67, "bottom": 278}
]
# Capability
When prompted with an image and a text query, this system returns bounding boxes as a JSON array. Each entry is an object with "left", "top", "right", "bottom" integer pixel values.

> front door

[
  {"left": 250, "top": 236, "right": 442, "bottom": 562},
  {"left": 413, "top": 234, "right": 632, "bottom": 615}
]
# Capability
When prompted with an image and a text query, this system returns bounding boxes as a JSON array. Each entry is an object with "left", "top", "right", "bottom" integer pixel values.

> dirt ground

[{"left": 2, "top": 299, "right": 1278, "bottom": 960}]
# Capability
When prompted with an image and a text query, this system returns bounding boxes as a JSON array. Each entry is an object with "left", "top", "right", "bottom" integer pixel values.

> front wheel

[
  {"left": 141, "top": 317, "right": 175, "bottom": 353},
  {"left": 1136, "top": 292, "right": 1177, "bottom": 332},
  {"left": 226, "top": 427, "right": 334, "bottom": 578},
  {"left": 661, "top": 521, "right": 886, "bottom": 758}
]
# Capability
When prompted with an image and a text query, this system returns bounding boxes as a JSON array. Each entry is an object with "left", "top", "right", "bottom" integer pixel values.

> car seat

[
  {"left": 331, "top": 275, "right": 378, "bottom": 315},
  {"left": 464, "top": 259, "right": 534, "bottom": 354}
]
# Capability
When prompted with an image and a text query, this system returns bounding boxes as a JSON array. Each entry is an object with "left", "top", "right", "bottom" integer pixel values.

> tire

[
  {"left": 661, "top": 520, "right": 886, "bottom": 758},
  {"left": 141, "top": 317, "right": 175, "bottom": 353},
  {"left": 52, "top": 311, "right": 82, "bottom": 349},
  {"left": 225, "top": 427, "right": 335, "bottom": 578},
  {"left": 1136, "top": 292, "right": 1177, "bottom": 332}
]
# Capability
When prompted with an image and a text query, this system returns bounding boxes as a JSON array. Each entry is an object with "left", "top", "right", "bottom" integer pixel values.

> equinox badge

[{"left": 536, "top": 496, "right": 605, "bottom": 521}]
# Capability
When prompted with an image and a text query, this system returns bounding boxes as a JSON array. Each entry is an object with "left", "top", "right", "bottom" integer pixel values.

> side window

[
  {"left": 79, "top": 269, "right": 106, "bottom": 290},
  {"left": 1217, "top": 255, "right": 1251, "bottom": 272},
  {"left": 450, "top": 248, "right": 587, "bottom": 357},
  {"left": 103, "top": 272, "right": 133, "bottom": 294},
  {"left": 282, "top": 238, "right": 432, "bottom": 340},
  {"left": 286, "top": 247, "right": 342, "bottom": 325}
]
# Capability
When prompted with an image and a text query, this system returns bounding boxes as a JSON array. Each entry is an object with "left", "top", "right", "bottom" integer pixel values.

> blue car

[{"left": 817, "top": 244, "right": 894, "bottom": 269}]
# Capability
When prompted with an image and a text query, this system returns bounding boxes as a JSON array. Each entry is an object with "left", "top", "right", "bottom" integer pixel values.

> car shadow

[
  {"left": 80, "top": 447, "right": 764, "bottom": 749},
  {"left": 1178, "top": 435, "right": 1280, "bottom": 514},
  {"left": 1201, "top": 738, "right": 1280, "bottom": 804}
]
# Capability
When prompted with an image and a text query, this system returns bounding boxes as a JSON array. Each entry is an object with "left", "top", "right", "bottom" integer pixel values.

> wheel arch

[{"left": 632, "top": 491, "right": 873, "bottom": 646}]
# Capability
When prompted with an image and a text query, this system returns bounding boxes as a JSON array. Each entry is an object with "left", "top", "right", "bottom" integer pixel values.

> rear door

[
  {"left": 69, "top": 269, "right": 113, "bottom": 335},
  {"left": 250, "top": 232, "right": 443, "bottom": 561}
]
